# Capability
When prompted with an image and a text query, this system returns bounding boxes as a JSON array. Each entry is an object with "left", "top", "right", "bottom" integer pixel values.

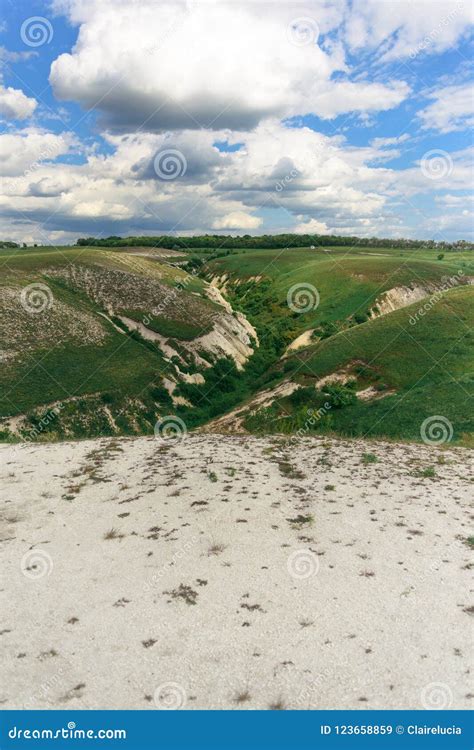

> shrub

[
  {"left": 100, "top": 392, "right": 115, "bottom": 405},
  {"left": 418, "top": 466, "right": 436, "bottom": 478},
  {"left": 322, "top": 382, "right": 357, "bottom": 409},
  {"left": 289, "top": 386, "right": 316, "bottom": 407},
  {"left": 148, "top": 385, "right": 172, "bottom": 405},
  {"left": 313, "top": 321, "right": 339, "bottom": 340}
]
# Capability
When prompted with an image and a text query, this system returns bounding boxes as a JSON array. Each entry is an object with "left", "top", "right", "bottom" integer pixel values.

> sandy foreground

[{"left": 1, "top": 434, "right": 473, "bottom": 711}]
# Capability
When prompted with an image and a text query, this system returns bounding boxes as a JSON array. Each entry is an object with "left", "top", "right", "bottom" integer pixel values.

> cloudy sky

[{"left": 0, "top": 0, "right": 473, "bottom": 244}]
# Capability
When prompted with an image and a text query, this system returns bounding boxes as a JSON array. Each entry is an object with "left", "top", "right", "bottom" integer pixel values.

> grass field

[{"left": 207, "top": 246, "right": 472, "bottom": 322}]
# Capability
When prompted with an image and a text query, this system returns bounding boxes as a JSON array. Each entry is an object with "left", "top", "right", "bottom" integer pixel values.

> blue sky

[{"left": 0, "top": 0, "right": 472, "bottom": 244}]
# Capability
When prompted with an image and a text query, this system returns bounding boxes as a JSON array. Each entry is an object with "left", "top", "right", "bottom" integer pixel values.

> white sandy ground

[{"left": 0, "top": 435, "right": 473, "bottom": 711}]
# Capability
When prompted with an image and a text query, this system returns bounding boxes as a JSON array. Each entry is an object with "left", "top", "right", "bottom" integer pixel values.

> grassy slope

[
  {"left": 207, "top": 247, "right": 472, "bottom": 338},
  {"left": 0, "top": 273, "right": 169, "bottom": 420},
  {"left": 207, "top": 245, "right": 474, "bottom": 277},
  {"left": 0, "top": 246, "right": 218, "bottom": 437},
  {"left": 245, "top": 286, "right": 474, "bottom": 444}
]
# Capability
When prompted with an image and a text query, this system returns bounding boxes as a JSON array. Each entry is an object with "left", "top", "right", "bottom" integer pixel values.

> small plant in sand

[
  {"left": 233, "top": 690, "right": 251, "bottom": 704},
  {"left": 164, "top": 583, "right": 198, "bottom": 605},
  {"left": 287, "top": 514, "right": 314, "bottom": 529},
  {"left": 103, "top": 528, "right": 124, "bottom": 540},
  {"left": 361, "top": 453, "right": 378, "bottom": 464},
  {"left": 269, "top": 697, "right": 286, "bottom": 710},
  {"left": 208, "top": 543, "right": 226, "bottom": 556},
  {"left": 418, "top": 466, "right": 436, "bottom": 478},
  {"left": 276, "top": 458, "right": 306, "bottom": 479},
  {"left": 208, "top": 471, "right": 218, "bottom": 482}
]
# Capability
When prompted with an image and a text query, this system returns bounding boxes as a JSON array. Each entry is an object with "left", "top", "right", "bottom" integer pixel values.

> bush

[
  {"left": 313, "top": 321, "right": 339, "bottom": 340},
  {"left": 355, "top": 364, "right": 371, "bottom": 378},
  {"left": 148, "top": 385, "right": 172, "bottom": 405},
  {"left": 321, "top": 382, "right": 357, "bottom": 409},
  {"left": 283, "top": 359, "right": 297, "bottom": 373},
  {"left": 100, "top": 392, "right": 115, "bottom": 405},
  {"left": 289, "top": 386, "right": 317, "bottom": 407}
]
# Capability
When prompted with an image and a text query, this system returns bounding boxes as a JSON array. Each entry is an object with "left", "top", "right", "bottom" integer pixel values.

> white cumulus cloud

[
  {"left": 50, "top": 0, "right": 409, "bottom": 132},
  {"left": 212, "top": 211, "right": 263, "bottom": 230},
  {"left": 0, "top": 84, "right": 37, "bottom": 121}
]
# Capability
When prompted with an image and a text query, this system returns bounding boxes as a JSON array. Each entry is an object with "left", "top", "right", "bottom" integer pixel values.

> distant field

[
  {"left": 204, "top": 246, "right": 473, "bottom": 351},
  {"left": 206, "top": 244, "right": 473, "bottom": 275}
]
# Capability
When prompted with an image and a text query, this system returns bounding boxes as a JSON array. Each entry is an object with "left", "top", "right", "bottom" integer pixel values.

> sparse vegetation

[
  {"left": 208, "top": 543, "right": 226, "bottom": 556},
  {"left": 416, "top": 466, "right": 436, "bottom": 478},
  {"left": 287, "top": 514, "right": 314, "bottom": 529},
  {"left": 268, "top": 698, "right": 286, "bottom": 710},
  {"left": 362, "top": 453, "right": 378, "bottom": 465},
  {"left": 233, "top": 690, "right": 251, "bottom": 704},
  {"left": 164, "top": 583, "right": 198, "bottom": 606},
  {"left": 103, "top": 528, "right": 124, "bottom": 540}
]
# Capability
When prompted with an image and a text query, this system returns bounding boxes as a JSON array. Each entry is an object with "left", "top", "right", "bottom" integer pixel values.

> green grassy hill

[
  {"left": 242, "top": 286, "right": 474, "bottom": 444},
  {"left": 201, "top": 246, "right": 473, "bottom": 445},
  {"left": 0, "top": 243, "right": 472, "bottom": 444},
  {"left": 0, "top": 245, "right": 254, "bottom": 440},
  {"left": 206, "top": 246, "right": 473, "bottom": 336}
]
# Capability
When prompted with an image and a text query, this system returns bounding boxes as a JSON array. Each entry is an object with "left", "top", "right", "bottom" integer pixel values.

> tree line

[{"left": 74, "top": 234, "right": 473, "bottom": 251}]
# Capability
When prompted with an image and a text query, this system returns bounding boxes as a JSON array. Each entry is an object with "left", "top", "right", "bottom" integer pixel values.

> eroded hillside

[
  {"left": 0, "top": 246, "right": 257, "bottom": 441},
  {"left": 0, "top": 243, "right": 473, "bottom": 444}
]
